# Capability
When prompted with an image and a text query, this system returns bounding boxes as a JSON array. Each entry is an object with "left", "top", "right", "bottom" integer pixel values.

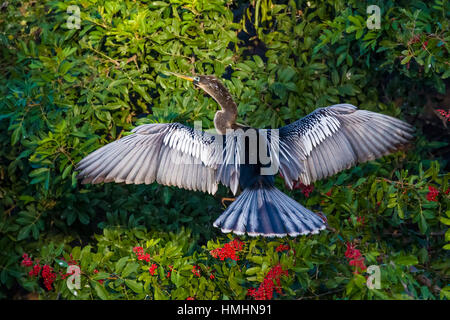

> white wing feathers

[
  {"left": 77, "top": 104, "right": 414, "bottom": 195},
  {"left": 76, "top": 123, "right": 220, "bottom": 194},
  {"left": 278, "top": 104, "right": 414, "bottom": 187}
]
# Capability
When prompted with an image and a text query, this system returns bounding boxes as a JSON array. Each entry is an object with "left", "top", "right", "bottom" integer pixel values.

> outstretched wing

[
  {"left": 277, "top": 104, "right": 414, "bottom": 187},
  {"left": 76, "top": 123, "right": 223, "bottom": 194}
]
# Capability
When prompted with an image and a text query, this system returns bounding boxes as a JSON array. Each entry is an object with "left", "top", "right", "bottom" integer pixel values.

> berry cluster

[
  {"left": 149, "top": 264, "right": 158, "bottom": 276},
  {"left": 29, "top": 263, "right": 41, "bottom": 277},
  {"left": 247, "top": 264, "right": 288, "bottom": 300},
  {"left": 133, "top": 246, "right": 150, "bottom": 262},
  {"left": 41, "top": 265, "right": 57, "bottom": 291},
  {"left": 191, "top": 265, "right": 201, "bottom": 277},
  {"left": 167, "top": 265, "right": 173, "bottom": 278},
  {"left": 347, "top": 216, "right": 365, "bottom": 226},
  {"left": 436, "top": 109, "right": 450, "bottom": 122},
  {"left": 21, "top": 253, "right": 59, "bottom": 291},
  {"left": 345, "top": 242, "right": 367, "bottom": 273},
  {"left": 293, "top": 181, "right": 314, "bottom": 198},
  {"left": 279, "top": 173, "right": 314, "bottom": 198},
  {"left": 426, "top": 185, "right": 439, "bottom": 202},
  {"left": 21, "top": 253, "right": 33, "bottom": 267},
  {"left": 210, "top": 239, "right": 244, "bottom": 261},
  {"left": 275, "top": 244, "right": 290, "bottom": 252}
]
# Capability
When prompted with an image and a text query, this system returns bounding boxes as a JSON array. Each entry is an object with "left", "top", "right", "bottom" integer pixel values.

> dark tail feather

[{"left": 213, "top": 185, "right": 326, "bottom": 237}]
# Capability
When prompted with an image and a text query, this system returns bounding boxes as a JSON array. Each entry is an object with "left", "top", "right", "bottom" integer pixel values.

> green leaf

[
  {"left": 401, "top": 56, "right": 412, "bottom": 65},
  {"left": 92, "top": 272, "right": 110, "bottom": 280},
  {"left": 245, "top": 267, "right": 261, "bottom": 276},
  {"left": 154, "top": 287, "right": 169, "bottom": 300},
  {"left": 397, "top": 204, "right": 404, "bottom": 219},
  {"left": 29, "top": 168, "right": 50, "bottom": 177},
  {"left": 115, "top": 256, "right": 129, "bottom": 273},
  {"left": 62, "top": 164, "right": 73, "bottom": 179},
  {"left": 125, "top": 279, "right": 143, "bottom": 293},
  {"left": 134, "top": 85, "right": 152, "bottom": 103},
  {"left": 354, "top": 177, "right": 366, "bottom": 188},
  {"left": 394, "top": 255, "right": 418, "bottom": 266},
  {"left": 253, "top": 55, "right": 264, "bottom": 69},
  {"left": 93, "top": 282, "right": 109, "bottom": 300},
  {"left": 122, "top": 262, "right": 139, "bottom": 278},
  {"left": 17, "top": 225, "right": 31, "bottom": 241},
  {"left": 337, "top": 52, "right": 346, "bottom": 67},
  {"left": 78, "top": 212, "right": 90, "bottom": 225},
  {"left": 108, "top": 79, "right": 129, "bottom": 89},
  {"left": 11, "top": 127, "right": 21, "bottom": 145},
  {"left": 418, "top": 214, "right": 428, "bottom": 234},
  {"left": 19, "top": 195, "right": 35, "bottom": 203}
]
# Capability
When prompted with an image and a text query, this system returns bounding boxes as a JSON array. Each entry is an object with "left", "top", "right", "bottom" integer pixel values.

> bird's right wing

[
  {"left": 277, "top": 104, "right": 415, "bottom": 187},
  {"left": 76, "top": 123, "right": 223, "bottom": 194}
]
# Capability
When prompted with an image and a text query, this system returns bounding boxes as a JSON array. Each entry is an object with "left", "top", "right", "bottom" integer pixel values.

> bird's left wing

[
  {"left": 76, "top": 123, "right": 223, "bottom": 194},
  {"left": 275, "top": 104, "right": 414, "bottom": 187}
]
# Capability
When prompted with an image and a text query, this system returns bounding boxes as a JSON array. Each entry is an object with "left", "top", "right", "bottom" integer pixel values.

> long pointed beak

[{"left": 167, "top": 72, "right": 194, "bottom": 82}]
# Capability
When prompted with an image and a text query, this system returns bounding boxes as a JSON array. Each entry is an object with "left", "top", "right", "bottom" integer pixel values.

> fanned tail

[{"left": 213, "top": 185, "right": 326, "bottom": 237}]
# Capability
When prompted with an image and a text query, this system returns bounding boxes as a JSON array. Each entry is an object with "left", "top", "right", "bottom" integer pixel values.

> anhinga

[{"left": 76, "top": 73, "right": 414, "bottom": 237}]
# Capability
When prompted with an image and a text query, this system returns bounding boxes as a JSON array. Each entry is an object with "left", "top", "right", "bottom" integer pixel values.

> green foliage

[{"left": 0, "top": 0, "right": 449, "bottom": 299}]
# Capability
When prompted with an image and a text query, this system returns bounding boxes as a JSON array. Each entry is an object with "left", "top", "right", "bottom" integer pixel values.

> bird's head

[
  {"left": 170, "top": 72, "right": 239, "bottom": 133},
  {"left": 170, "top": 73, "right": 225, "bottom": 99}
]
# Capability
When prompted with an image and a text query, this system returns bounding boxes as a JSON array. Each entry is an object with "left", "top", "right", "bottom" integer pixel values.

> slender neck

[
  {"left": 209, "top": 81, "right": 238, "bottom": 118},
  {"left": 201, "top": 79, "right": 238, "bottom": 134},
  {"left": 213, "top": 92, "right": 237, "bottom": 134}
]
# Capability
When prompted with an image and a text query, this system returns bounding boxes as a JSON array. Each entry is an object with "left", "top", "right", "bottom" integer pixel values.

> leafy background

[{"left": 0, "top": 0, "right": 449, "bottom": 299}]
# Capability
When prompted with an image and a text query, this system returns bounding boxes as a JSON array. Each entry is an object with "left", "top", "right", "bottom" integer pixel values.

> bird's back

[{"left": 231, "top": 127, "right": 275, "bottom": 190}]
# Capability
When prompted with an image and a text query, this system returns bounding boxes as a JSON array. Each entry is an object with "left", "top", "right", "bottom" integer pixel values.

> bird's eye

[{"left": 193, "top": 76, "right": 200, "bottom": 84}]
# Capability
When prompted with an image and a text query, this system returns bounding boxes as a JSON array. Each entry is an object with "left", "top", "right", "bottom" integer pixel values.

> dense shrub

[{"left": 0, "top": 0, "right": 448, "bottom": 299}]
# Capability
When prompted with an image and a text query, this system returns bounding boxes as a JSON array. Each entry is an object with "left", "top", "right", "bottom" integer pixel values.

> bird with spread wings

[{"left": 76, "top": 74, "right": 414, "bottom": 237}]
